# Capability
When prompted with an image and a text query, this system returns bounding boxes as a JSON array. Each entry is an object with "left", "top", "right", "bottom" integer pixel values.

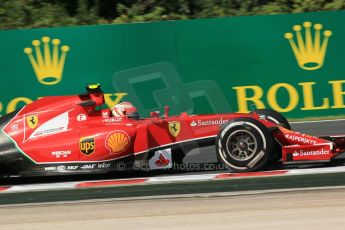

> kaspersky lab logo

[
  {"left": 284, "top": 22, "right": 332, "bottom": 71},
  {"left": 24, "top": 36, "right": 70, "bottom": 85}
]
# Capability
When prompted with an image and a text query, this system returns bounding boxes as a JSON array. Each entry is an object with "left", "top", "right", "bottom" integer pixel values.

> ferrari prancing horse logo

[
  {"left": 168, "top": 121, "right": 180, "bottom": 137},
  {"left": 26, "top": 115, "right": 38, "bottom": 129}
]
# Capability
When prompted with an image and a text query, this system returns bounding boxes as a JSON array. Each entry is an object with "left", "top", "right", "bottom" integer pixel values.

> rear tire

[{"left": 216, "top": 117, "right": 273, "bottom": 172}]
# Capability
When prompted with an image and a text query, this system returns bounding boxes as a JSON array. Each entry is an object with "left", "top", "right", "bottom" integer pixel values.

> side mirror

[
  {"left": 78, "top": 100, "right": 96, "bottom": 107},
  {"left": 164, "top": 106, "right": 170, "bottom": 118}
]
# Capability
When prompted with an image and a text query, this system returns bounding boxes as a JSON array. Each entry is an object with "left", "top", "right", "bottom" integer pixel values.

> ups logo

[{"left": 79, "top": 136, "right": 95, "bottom": 155}]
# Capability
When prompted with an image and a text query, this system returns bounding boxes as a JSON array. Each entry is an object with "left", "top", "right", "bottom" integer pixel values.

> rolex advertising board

[{"left": 0, "top": 10, "right": 344, "bottom": 119}]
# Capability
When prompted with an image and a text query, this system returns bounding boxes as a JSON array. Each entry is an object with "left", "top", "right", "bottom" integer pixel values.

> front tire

[
  {"left": 216, "top": 118, "right": 273, "bottom": 172},
  {"left": 255, "top": 109, "right": 290, "bottom": 163},
  {"left": 255, "top": 109, "right": 291, "bottom": 130}
]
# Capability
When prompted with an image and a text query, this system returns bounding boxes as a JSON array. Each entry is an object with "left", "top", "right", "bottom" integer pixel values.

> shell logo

[{"left": 105, "top": 130, "right": 130, "bottom": 154}]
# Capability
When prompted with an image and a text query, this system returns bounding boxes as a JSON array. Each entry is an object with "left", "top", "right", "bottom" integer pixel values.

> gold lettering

[
  {"left": 232, "top": 86, "right": 265, "bottom": 113},
  {"left": 6, "top": 97, "right": 33, "bottom": 113},
  {"left": 329, "top": 80, "right": 345, "bottom": 108},
  {"left": 299, "top": 82, "right": 329, "bottom": 110},
  {"left": 267, "top": 83, "right": 298, "bottom": 112},
  {"left": 104, "top": 93, "right": 128, "bottom": 109}
]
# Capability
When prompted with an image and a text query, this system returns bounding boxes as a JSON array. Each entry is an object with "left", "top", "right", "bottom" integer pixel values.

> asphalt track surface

[
  {"left": 2, "top": 187, "right": 345, "bottom": 230},
  {"left": 291, "top": 119, "right": 345, "bottom": 136}
]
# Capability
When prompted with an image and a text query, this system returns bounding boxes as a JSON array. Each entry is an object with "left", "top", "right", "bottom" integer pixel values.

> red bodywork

[
  {"left": 1, "top": 89, "right": 345, "bottom": 175},
  {"left": 2, "top": 94, "right": 251, "bottom": 164}
]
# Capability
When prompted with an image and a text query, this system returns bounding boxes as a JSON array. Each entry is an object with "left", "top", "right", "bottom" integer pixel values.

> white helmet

[{"left": 112, "top": 102, "right": 136, "bottom": 117}]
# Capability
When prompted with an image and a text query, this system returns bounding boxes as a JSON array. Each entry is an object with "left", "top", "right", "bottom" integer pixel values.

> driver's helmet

[{"left": 112, "top": 102, "right": 140, "bottom": 120}]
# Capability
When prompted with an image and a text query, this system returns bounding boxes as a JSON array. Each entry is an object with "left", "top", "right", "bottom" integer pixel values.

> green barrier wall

[{"left": 0, "top": 10, "right": 344, "bottom": 119}]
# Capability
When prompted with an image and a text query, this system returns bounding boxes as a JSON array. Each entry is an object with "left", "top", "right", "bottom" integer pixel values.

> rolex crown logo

[
  {"left": 24, "top": 37, "right": 70, "bottom": 85},
  {"left": 284, "top": 22, "right": 332, "bottom": 71}
]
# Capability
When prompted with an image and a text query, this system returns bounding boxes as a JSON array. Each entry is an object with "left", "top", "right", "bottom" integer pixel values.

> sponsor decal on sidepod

[
  {"left": 190, "top": 118, "right": 228, "bottom": 127},
  {"left": 79, "top": 137, "right": 95, "bottom": 155},
  {"left": 105, "top": 130, "right": 130, "bottom": 154},
  {"left": 149, "top": 149, "right": 172, "bottom": 170},
  {"left": 28, "top": 111, "right": 69, "bottom": 139},
  {"left": 168, "top": 121, "right": 181, "bottom": 137},
  {"left": 51, "top": 150, "right": 72, "bottom": 158}
]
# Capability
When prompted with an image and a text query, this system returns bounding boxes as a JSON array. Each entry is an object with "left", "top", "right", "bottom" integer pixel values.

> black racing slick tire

[
  {"left": 255, "top": 109, "right": 290, "bottom": 163},
  {"left": 216, "top": 118, "right": 274, "bottom": 172},
  {"left": 255, "top": 109, "right": 291, "bottom": 130}
]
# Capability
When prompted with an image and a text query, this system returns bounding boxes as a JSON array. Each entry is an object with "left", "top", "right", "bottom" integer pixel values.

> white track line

[{"left": 3, "top": 165, "right": 345, "bottom": 194}]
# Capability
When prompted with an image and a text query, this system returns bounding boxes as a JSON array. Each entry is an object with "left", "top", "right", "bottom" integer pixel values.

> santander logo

[{"left": 293, "top": 149, "right": 330, "bottom": 157}]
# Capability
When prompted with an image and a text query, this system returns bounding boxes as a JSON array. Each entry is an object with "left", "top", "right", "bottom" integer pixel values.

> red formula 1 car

[{"left": 0, "top": 84, "right": 345, "bottom": 178}]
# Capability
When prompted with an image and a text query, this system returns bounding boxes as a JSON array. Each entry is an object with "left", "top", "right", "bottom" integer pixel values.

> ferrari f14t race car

[{"left": 0, "top": 84, "right": 345, "bottom": 178}]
